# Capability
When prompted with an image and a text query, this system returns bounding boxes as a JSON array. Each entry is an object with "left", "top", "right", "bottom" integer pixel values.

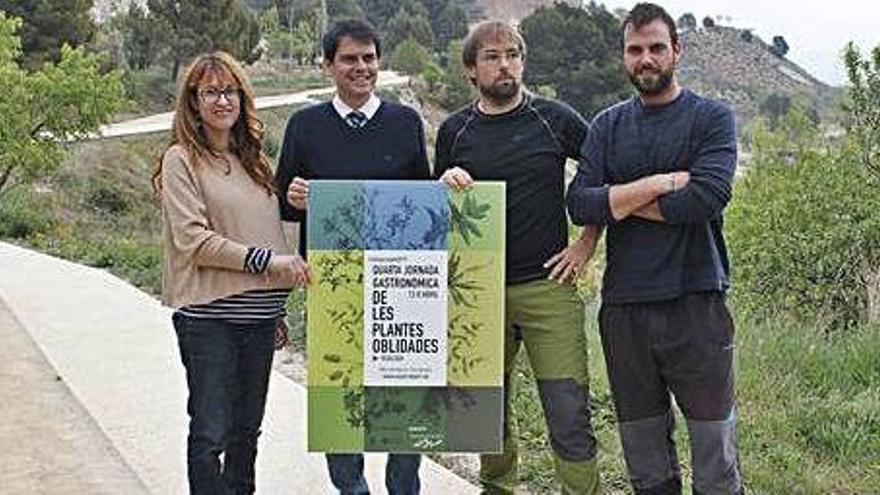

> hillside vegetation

[{"left": 1, "top": 1, "right": 878, "bottom": 493}]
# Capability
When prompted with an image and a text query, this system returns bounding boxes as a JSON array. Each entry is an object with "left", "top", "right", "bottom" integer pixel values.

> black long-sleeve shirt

[
  {"left": 435, "top": 94, "right": 588, "bottom": 283},
  {"left": 275, "top": 100, "right": 430, "bottom": 254},
  {"left": 567, "top": 89, "right": 737, "bottom": 303}
]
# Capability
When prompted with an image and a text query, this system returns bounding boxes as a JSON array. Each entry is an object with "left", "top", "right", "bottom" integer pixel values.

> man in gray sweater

[{"left": 567, "top": 3, "right": 743, "bottom": 494}]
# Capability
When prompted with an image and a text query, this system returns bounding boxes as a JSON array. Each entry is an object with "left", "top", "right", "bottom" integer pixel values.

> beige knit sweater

[{"left": 160, "top": 145, "right": 293, "bottom": 308}]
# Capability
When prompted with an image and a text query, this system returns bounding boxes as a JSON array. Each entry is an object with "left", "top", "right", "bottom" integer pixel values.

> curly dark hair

[{"left": 622, "top": 3, "right": 678, "bottom": 47}]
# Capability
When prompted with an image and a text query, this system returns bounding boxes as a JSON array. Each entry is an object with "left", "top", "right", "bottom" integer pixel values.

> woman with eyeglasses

[{"left": 152, "top": 51, "right": 310, "bottom": 494}]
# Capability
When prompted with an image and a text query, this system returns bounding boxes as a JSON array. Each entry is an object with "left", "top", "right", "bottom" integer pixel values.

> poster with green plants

[{"left": 307, "top": 180, "right": 505, "bottom": 453}]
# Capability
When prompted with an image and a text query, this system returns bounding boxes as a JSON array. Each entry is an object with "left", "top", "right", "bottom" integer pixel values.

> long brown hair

[{"left": 152, "top": 51, "right": 273, "bottom": 195}]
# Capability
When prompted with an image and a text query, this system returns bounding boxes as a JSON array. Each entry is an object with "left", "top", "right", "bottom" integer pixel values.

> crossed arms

[{"left": 567, "top": 106, "right": 736, "bottom": 228}]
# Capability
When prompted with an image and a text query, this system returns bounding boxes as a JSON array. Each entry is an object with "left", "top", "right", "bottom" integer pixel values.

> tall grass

[
  {"left": 736, "top": 315, "right": 880, "bottom": 492},
  {"left": 508, "top": 304, "right": 880, "bottom": 493}
]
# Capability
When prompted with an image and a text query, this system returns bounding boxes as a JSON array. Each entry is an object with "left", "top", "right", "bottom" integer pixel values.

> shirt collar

[{"left": 332, "top": 93, "right": 381, "bottom": 121}]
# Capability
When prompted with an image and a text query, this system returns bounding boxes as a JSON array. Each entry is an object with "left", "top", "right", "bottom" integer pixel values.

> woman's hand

[{"left": 267, "top": 254, "right": 312, "bottom": 287}]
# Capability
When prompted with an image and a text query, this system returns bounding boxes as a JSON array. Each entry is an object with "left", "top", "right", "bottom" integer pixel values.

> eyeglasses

[
  {"left": 477, "top": 49, "right": 523, "bottom": 65},
  {"left": 197, "top": 86, "right": 241, "bottom": 104}
]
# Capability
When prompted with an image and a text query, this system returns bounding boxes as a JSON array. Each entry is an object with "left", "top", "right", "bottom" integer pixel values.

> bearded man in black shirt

[{"left": 436, "top": 21, "right": 600, "bottom": 495}]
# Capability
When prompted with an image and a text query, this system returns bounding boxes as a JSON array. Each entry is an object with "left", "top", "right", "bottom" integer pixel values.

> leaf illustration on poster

[
  {"left": 449, "top": 191, "right": 491, "bottom": 245},
  {"left": 448, "top": 315, "right": 486, "bottom": 377},
  {"left": 315, "top": 250, "right": 363, "bottom": 292},
  {"left": 447, "top": 252, "right": 484, "bottom": 308}
]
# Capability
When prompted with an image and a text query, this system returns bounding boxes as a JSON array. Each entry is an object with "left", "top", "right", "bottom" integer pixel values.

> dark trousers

[
  {"left": 326, "top": 453, "right": 421, "bottom": 495},
  {"left": 599, "top": 292, "right": 743, "bottom": 495},
  {"left": 173, "top": 313, "right": 276, "bottom": 495}
]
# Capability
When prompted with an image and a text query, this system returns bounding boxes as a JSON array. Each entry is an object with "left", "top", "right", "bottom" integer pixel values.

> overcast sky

[{"left": 597, "top": 0, "right": 879, "bottom": 86}]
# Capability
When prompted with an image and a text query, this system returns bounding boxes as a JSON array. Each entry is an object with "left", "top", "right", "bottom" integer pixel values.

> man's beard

[
  {"left": 629, "top": 66, "right": 674, "bottom": 96},
  {"left": 479, "top": 76, "right": 521, "bottom": 106}
]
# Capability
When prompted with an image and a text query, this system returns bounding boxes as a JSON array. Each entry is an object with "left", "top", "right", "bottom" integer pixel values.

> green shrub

[
  {"left": 843, "top": 42, "right": 880, "bottom": 179},
  {"left": 27, "top": 224, "right": 162, "bottom": 294},
  {"left": 0, "top": 188, "right": 54, "bottom": 239},
  {"left": 390, "top": 38, "right": 433, "bottom": 76},
  {"left": 727, "top": 109, "right": 880, "bottom": 327},
  {"left": 87, "top": 183, "right": 129, "bottom": 214},
  {"left": 121, "top": 67, "right": 176, "bottom": 115},
  {"left": 423, "top": 39, "right": 473, "bottom": 111}
]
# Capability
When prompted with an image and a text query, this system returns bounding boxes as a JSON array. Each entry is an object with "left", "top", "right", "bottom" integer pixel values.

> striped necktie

[{"left": 345, "top": 110, "right": 367, "bottom": 128}]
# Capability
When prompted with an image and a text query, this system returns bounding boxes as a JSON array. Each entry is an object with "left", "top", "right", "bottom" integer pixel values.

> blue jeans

[
  {"left": 173, "top": 313, "right": 276, "bottom": 495},
  {"left": 326, "top": 453, "right": 421, "bottom": 494}
]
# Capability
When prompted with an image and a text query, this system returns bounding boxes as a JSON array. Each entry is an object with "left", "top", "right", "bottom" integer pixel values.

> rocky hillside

[
  {"left": 677, "top": 25, "right": 840, "bottom": 121},
  {"left": 465, "top": 0, "right": 578, "bottom": 25},
  {"left": 465, "top": 1, "right": 841, "bottom": 122}
]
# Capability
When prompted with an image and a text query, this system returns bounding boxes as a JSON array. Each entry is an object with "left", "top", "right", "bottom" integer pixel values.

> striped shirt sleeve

[{"left": 244, "top": 247, "right": 273, "bottom": 274}]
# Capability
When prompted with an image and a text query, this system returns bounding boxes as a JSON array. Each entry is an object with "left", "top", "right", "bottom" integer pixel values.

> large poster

[{"left": 307, "top": 180, "right": 505, "bottom": 453}]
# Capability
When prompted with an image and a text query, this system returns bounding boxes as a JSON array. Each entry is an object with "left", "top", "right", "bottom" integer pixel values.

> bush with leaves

[
  {"left": 520, "top": 2, "right": 630, "bottom": 120},
  {"left": 390, "top": 37, "right": 432, "bottom": 76},
  {"left": 727, "top": 107, "right": 880, "bottom": 328},
  {"left": 146, "top": 0, "right": 262, "bottom": 81},
  {"left": 677, "top": 13, "right": 696, "bottom": 32},
  {"left": 771, "top": 35, "right": 790, "bottom": 57},
  {"left": 0, "top": 0, "right": 94, "bottom": 68},
  {"left": 121, "top": 3, "right": 159, "bottom": 70},
  {"left": 843, "top": 42, "right": 880, "bottom": 179},
  {"left": 421, "top": 39, "right": 472, "bottom": 111},
  {"left": 384, "top": 5, "right": 434, "bottom": 54},
  {"left": 0, "top": 13, "right": 124, "bottom": 200}
]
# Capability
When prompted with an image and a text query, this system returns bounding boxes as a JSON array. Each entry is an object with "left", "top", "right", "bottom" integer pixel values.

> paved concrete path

[
  {"left": 98, "top": 71, "right": 410, "bottom": 140},
  {"left": 0, "top": 300, "right": 148, "bottom": 494},
  {"left": 0, "top": 241, "right": 478, "bottom": 494}
]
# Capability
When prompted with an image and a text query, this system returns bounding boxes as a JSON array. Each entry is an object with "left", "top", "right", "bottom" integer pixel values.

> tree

[
  {"left": 122, "top": 3, "right": 159, "bottom": 70},
  {"left": 291, "top": 19, "right": 317, "bottom": 64},
  {"left": 258, "top": 6, "right": 286, "bottom": 59},
  {"left": 423, "top": 0, "right": 468, "bottom": 52},
  {"left": 228, "top": 3, "right": 264, "bottom": 63},
  {"left": 384, "top": 5, "right": 434, "bottom": 54},
  {"left": 520, "top": 2, "right": 630, "bottom": 119},
  {"left": 0, "top": 0, "right": 95, "bottom": 68},
  {"left": 328, "top": 0, "right": 364, "bottom": 22},
  {"left": 147, "top": 0, "right": 262, "bottom": 82},
  {"left": 677, "top": 13, "right": 696, "bottom": 31},
  {"left": 0, "top": 13, "right": 125, "bottom": 199},
  {"left": 358, "top": 0, "right": 407, "bottom": 29},
  {"left": 843, "top": 42, "right": 880, "bottom": 179},
  {"left": 350, "top": 0, "right": 467, "bottom": 55},
  {"left": 702, "top": 16, "right": 715, "bottom": 29},
  {"left": 434, "top": 39, "right": 472, "bottom": 110},
  {"left": 390, "top": 37, "right": 431, "bottom": 75},
  {"left": 771, "top": 35, "right": 789, "bottom": 57},
  {"left": 759, "top": 93, "right": 792, "bottom": 128},
  {"left": 728, "top": 106, "right": 880, "bottom": 327}
]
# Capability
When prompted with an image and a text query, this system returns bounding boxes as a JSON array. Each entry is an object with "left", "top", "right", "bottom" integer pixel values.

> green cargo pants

[{"left": 479, "top": 279, "right": 599, "bottom": 494}]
